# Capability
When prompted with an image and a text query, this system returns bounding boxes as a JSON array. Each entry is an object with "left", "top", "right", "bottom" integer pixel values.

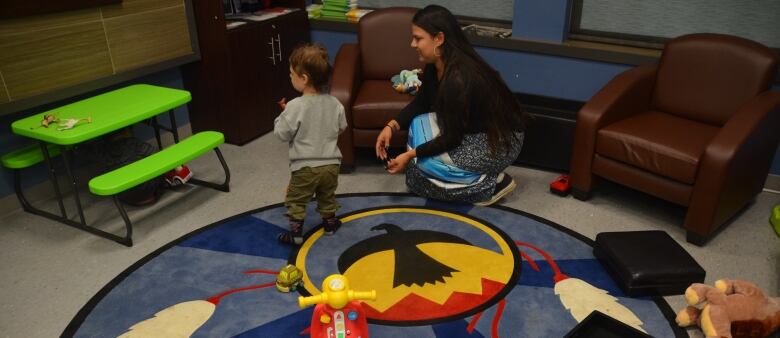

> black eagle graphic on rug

[{"left": 337, "top": 223, "right": 471, "bottom": 287}]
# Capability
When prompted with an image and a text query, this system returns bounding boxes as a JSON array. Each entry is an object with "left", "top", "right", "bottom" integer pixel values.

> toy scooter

[{"left": 298, "top": 274, "right": 376, "bottom": 338}]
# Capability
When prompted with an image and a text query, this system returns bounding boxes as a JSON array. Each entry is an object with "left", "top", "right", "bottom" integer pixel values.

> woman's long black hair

[{"left": 413, "top": 5, "right": 528, "bottom": 154}]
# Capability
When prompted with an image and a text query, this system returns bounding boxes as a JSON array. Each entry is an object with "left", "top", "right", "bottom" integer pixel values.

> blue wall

[
  {"left": 2, "top": 2, "right": 779, "bottom": 201},
  {"left": 0, "top": 68, "right": 190, "bottom": 199}
]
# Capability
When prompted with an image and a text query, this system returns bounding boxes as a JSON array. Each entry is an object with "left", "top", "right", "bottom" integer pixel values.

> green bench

[
  {"left": 1, "top": 143, "right": 61, "bottom": 169},
  {"left": 88, "top": 131, "right": 230, "bottom": 246}
]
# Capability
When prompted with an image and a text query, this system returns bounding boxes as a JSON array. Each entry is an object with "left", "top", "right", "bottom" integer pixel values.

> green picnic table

[{"left": 6, "top": 84, "right": 230, "bottom": 246}]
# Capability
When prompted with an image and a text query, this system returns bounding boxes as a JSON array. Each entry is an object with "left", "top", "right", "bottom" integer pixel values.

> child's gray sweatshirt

[{"left": 273, "top": 94, "right": 347, "bottom": 171}]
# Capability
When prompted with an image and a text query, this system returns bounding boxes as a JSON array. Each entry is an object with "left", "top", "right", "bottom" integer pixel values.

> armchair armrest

[
  {"left": 686, "top": 90, "right": 780, "bottom": 236},
  {"left": 330, "top": 43, "right": 362, "bottom": 169},
  {"left": 570, "top": 64, "right": 658, "bottom": 192},
  {"left": 331, "top": 43, "right": 362, "bottom": 122}
]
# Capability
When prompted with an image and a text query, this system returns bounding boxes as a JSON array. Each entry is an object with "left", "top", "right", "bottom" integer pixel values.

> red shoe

[
  {"left": 550, "top": 174, "right": 571, "bottom": 196},
  {"left": 164, "top": 165, "right": 192, "bottom": 186}
]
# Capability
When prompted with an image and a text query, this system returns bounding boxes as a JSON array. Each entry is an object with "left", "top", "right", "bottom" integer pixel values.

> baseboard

[{"left": 0, "top": 123, "right": 193, "bottom": 217}]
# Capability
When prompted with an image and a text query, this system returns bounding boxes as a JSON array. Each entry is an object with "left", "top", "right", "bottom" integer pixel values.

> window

[{"left": 570, "top": 0, "right": 780, "bottom": 50}]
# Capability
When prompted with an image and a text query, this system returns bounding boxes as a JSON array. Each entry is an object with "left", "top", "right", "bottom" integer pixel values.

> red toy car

[{"left": 550, "top": 174, "right": 571, "bottom": 196}]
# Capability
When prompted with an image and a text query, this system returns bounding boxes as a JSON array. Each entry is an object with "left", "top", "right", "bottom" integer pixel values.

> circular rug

[{"left": 64, "top": 193, "right": 686, "bottom": 337}]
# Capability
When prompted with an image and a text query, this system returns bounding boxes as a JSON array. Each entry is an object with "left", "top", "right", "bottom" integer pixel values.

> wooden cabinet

[{"left": 183, "top": 1, "right": 309, "bottom": 145}]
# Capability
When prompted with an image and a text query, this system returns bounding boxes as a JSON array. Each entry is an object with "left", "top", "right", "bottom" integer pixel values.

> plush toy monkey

[{"left": 676, "top": 279, "right": 780, "bottom": 338}]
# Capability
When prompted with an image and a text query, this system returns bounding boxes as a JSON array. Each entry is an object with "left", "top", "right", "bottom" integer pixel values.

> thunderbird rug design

[{"left": 64, "top": 194, "right": 685, "bottom": 338}]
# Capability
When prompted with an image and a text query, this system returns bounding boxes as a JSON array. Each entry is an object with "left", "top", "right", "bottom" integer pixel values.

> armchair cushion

[
  {"left": 596, "top": 111, "right": 719, "bottom": 184},
  {"left": 352, "top": 80, "right": 414, "bottom": 129}
]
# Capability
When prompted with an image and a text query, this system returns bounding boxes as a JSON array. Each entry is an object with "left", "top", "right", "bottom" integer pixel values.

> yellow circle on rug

[{"left": 296, "top": 207, "right": 520, "bottom": 324}]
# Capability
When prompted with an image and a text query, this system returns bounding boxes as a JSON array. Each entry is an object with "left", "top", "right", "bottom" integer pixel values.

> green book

[
  {"left": 322, "top": 4, "right": 351, "bottom": 11},
  {"left": 319, "top": 14, "right": 347, "bottom": 21},
  {"left": 321, "top": 9, "right": 347, "bottom": 17},
  {"left": 322, "top": 0, "right": 356, "bottom": 4}
]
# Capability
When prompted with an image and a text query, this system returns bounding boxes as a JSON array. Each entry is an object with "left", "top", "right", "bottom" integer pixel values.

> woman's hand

[
  {"left": 376, "top": 121, "right": 398, "bottom": 160},
  {"left": 386, "top": 149, "right": 416, "bottom": 174}
]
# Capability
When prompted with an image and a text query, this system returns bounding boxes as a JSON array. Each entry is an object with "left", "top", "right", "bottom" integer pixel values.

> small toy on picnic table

[
  {"left": 30, "top": 113, "right": 60, "bottom": 129},
  {"left": 57, "top": 117, "right": 92, "bottom": 131}
]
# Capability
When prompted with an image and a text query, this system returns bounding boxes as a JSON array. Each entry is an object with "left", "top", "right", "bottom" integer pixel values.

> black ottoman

[{"left": 594, "top": 230, "right": 705, "bottom": 297}]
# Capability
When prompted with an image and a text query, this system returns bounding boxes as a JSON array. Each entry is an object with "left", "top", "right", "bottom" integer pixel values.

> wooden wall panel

[
  {"left": 105, "top": 5, "right": 192, "bottom": 72},
  {"left": 0, "top": 72, "right": 9, "bottom": 104},
  {"left": 0, "top": 0, "right": 196, "bottom": 114},
  {"left": 0, "top": 21, "right": 113, "bottom": 99},
  {"left": 0, "top": 8, "right": 101, "bottom": 34},
  {"left": 102, "top": 0, "right": 183, "bottom": 18},
  {"left": 0, "top": 0, "right": 120, "bottom": 19}
]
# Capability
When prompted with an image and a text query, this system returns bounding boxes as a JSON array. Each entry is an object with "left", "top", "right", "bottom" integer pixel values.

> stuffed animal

[
  {"left": 676, "top": 279, "right": 780, "bottom": 338},
  {"left": 391, "top": 68, "right": 422, "bottom": 95}
]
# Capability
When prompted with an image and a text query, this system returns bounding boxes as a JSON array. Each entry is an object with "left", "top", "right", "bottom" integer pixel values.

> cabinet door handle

[
  {"left": 275, "top": 34, "right": 282, "bottom": 62},
  {"left": 268, "top": 37, "right": 276, "bottom": 65}
]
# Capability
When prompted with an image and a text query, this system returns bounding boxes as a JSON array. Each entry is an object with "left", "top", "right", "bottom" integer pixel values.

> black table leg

[
  {"left": 60, "top": 145, "right": 86, "bottom": 225},
  {"left": 168, "top": 109, "right": 179, "bottom": 143},
  {"left": 188, "top": 148, "right": 231, "bottom": 192},
  {"left": 152, "top": 117, "right": 163, "bottom": 150},
  {"left": 40, "top": 142, "right": 67, "bottom": 218}
]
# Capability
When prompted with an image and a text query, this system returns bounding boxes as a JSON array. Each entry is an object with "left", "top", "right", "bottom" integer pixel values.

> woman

[{"left": 375, "top": 5, "right": 528, "bottom": 206}]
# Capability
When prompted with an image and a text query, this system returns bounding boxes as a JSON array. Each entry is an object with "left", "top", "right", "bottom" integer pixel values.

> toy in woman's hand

[
  {"left": 298, "top": 274, "right": 376, "bottom": 338},
  {"left": 391, "top": 69, "right": 423, "bottom": 95},
  {"left": 675, "top": 279, "right": 780, "bottom": 338}
]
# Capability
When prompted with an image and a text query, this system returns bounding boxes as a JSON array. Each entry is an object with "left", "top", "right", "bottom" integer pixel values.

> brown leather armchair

[
  {"left": 569, "top": 33, "right": 780, "bottom": 245},
  {"left": 330, "top": 7, "right": 423, "bottom": 170}
]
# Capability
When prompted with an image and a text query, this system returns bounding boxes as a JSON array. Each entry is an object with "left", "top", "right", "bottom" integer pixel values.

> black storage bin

[{"left": 594, "top": 230, "right": 705, "bottom": 297}]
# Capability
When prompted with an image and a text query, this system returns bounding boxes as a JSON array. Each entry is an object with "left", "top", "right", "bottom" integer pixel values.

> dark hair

[
  {"left": 412, "top": 5, "right": 528, "bottom": 153},
  {"left": 289, "top": 42, "right": 332, "bottom": 91}
]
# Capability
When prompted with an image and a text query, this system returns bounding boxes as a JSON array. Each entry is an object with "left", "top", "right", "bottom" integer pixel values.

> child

[{"left": 274, "top": 43, "right": 347, "bottom": 245}]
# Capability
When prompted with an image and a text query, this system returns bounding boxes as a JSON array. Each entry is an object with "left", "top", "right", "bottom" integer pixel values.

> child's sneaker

[
  {"left": 323, "top": 217, "right": 341, "bottom": 235},
  {"left": 278, "top": 220, "right": 303, "bottom": 245},
  {"left": 164, "top": 165, "right": 192, "bottom": 186}
]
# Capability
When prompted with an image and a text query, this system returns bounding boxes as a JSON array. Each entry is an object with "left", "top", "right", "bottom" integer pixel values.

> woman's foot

[{"left": 474, "top": 173, "right": 516, "bottom": 206}]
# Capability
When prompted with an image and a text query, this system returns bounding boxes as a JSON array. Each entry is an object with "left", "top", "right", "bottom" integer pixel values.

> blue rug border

[{"left": 61, "top": 192, "right": 689, "bottom": 338}]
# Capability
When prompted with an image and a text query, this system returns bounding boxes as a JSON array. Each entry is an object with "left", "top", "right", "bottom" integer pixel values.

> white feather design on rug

[
  {"left": 515, "top": 241, "right": 646, "bottom": 333},
  {"left": 118, "top": 300, "right": 215, "bottom": 338},
  {"left": 555, "top": 277, "right": 646, "bottom": 333}
]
